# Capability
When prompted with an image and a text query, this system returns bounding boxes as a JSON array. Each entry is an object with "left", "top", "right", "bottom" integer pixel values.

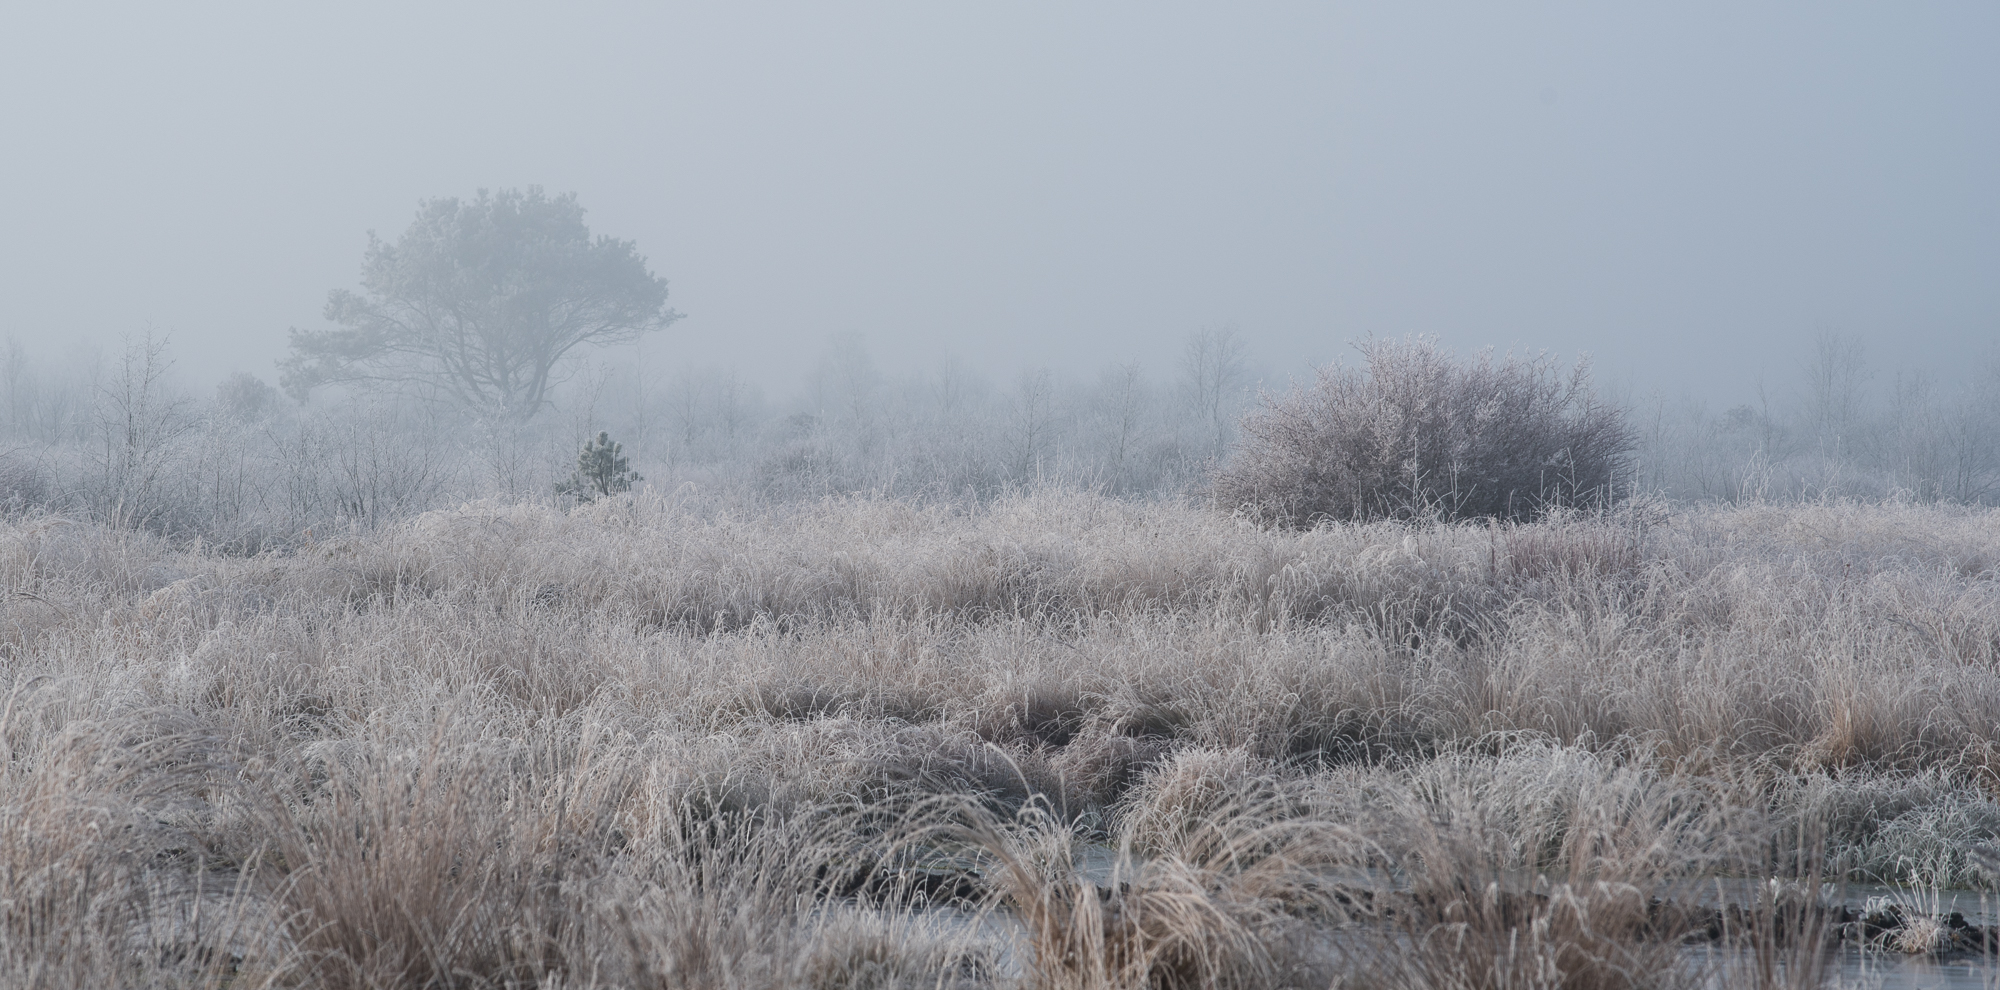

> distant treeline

[
  {"left": 0, "top": 328, "right": 1252, "bottom": 544},
  {"left": 0, "top": 329, "right": 1995, "bottom": 544},
  {"left": 1631, "top": 333, "right": 2000, "bottom": 505}
]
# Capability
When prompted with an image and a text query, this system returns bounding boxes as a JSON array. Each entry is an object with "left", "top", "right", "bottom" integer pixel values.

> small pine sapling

[{"left": 560, "top": 432, "right": 642, "bottom": 502}]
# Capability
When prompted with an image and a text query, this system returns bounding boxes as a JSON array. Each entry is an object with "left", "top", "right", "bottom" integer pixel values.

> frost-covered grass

[{"left": 3, "top": 490, "right": 1998, "bottom": 987}]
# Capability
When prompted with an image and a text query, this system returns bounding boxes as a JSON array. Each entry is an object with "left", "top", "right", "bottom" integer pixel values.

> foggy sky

[{"left": 2, "top": 3, "right": 1994, "bottom": 403}]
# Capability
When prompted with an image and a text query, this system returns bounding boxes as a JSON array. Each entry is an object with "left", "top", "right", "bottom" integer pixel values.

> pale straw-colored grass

[{"left": 1, "top": 490, "right": 1997, "bottom": 985}]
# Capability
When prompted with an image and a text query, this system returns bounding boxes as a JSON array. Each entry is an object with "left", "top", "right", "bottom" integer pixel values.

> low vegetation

[
  {"left": 1215, "top": 336, "right": 1636, "bottom": 525},
  {"left": 4, "top": 488, "right": 1999, "bottom": 986},
  {"left": 5, "top": 328, "right": 1993, "bottom": 548}
]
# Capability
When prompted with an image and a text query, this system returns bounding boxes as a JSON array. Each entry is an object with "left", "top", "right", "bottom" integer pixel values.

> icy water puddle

[
  {"left": 1686, "top": 943, "right": 2000, "bottom": 989},
  {"left": 1671, "top": 879, "right": 2000, "bottom": 925},
  {"left": 954, "top": 848, "right": 2000, "bottom": 987},
  {"left": 1825, "top": 949, "right": 1997, "bottom": 989}
]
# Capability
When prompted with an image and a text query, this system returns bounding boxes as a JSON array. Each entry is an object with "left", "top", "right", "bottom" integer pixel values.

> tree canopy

[{"left": 281, "top": 187, "right": 681, "bottom": 421}]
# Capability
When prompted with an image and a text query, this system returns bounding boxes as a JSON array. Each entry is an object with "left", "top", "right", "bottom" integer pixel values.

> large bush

[{"left": 1215, "top": 337, "right": 1635, "bottom": 525}]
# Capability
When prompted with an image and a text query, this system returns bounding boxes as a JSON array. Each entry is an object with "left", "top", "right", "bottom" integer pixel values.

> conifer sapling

[{"left": 560, "top": 432, "right": 641, "bottom": 502}]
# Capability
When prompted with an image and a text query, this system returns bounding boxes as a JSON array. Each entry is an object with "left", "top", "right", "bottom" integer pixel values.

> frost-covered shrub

[{"left": 1214, "top": 337, "right": 1635, "bottom": 525}]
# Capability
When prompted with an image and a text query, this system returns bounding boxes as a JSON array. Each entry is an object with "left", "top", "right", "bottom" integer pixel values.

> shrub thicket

[{"left": 1214, "top": 337, "right": 1635, "bottom": 525}]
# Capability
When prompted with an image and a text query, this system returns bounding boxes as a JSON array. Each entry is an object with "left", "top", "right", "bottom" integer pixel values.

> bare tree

[
  {"left": 809, "top": 334, "right": 883, "bottom": 457},
  {"left": 93, "top": 331, "right": 196, "bottom": 529},
  {"left": 1179, "top": 326, "right": 1248, "bottom": 458},
  {"left": 1006, "top": 368, "right": 1058, "bottom": 481},
  {"left": 666, "top": 365, "right": 710, "bottom": 458},
  {"left": 1924, "top": 361, "right": 2000, "bottom": 503},
  {"left": 1, "top": 336, "right": 26, "bottom": 434},
  {"left": 713, "top": 369, "right": 752, "bottom": 457},
  {"left": 1800, "top": 331, "right": 1870, "bottom": 455},
  {"left": 931, "top": 358, "right": 975, "bottom": 421},
  {"left": 1093, "top": 362, "right": 1148, "bottom": 492}
]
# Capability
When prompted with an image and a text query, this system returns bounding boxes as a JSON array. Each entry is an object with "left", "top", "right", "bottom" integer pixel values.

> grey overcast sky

[{"left": 1, "top": 2, "right": 1994, "bottom": 402}]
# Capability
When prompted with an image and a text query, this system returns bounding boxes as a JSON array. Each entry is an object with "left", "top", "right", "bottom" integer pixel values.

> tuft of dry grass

[
  {"left": 0, "top": 690, "right": 276, "bottom": 988},
  {"left": 964, "top": 794, "right": 1346, "bottom": 990}
]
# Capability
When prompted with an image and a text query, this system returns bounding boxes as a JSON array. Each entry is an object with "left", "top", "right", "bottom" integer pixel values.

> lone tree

[
  {"left": 281, "top": 187, "right": 681, "bottom": 421},
  {"left": 1214, "top": 336, "right": 1635, "bottom": 526}
]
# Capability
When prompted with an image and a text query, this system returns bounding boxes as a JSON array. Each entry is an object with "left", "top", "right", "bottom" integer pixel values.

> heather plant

[{"left": 1214, "top": 336, "right": 1637, "bottom": 526}]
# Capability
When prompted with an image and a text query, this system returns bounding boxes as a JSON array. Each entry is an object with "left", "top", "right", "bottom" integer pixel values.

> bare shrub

[
  {"left": 0, "top": 451, "right": 55, "bottom": 517},
  {"left": 89, "top": 332, "right": 199, "bottom": 533},
  {"left": 1215, "top": 336, "right": 1636, "bottom": 525}
]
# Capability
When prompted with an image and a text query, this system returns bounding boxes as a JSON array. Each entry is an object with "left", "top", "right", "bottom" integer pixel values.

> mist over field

[
  {"left": 2, "top": 3, "right": 1995, "bottom": 402},
  {"left": 4, "top": 5, "right": 2000, "bottom": 989}
]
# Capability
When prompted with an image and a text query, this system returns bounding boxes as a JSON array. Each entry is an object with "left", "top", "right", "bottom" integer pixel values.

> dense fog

[
  {"left": 1, "top": 3, "right": 1994, "bottom": 539},
  {"left": 8, "top": 12, "right": 2000, "bottom": 987}
]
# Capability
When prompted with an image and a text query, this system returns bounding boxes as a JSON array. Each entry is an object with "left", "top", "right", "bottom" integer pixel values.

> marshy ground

[{"left": 4, "top": 490, "right": 2000, "bottom": 988}]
